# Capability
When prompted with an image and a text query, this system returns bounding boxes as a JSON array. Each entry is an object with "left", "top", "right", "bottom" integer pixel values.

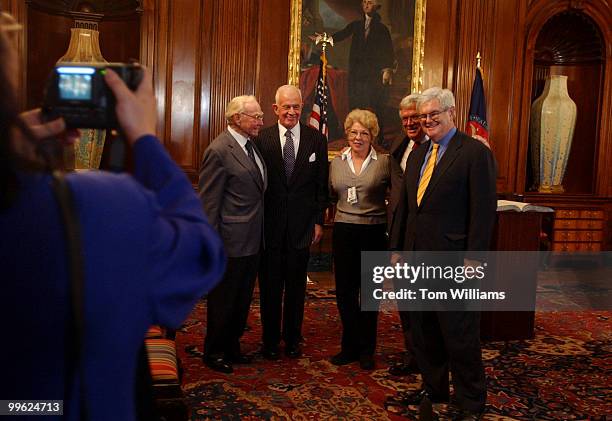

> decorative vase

[
  {"left": 58, "top": 13, "right": 108, "bottom": 170},
  {"left": 529, "top": 75, "right": 577, "bottom": 193}
]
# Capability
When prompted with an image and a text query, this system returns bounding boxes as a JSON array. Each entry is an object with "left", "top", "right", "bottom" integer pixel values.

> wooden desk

[{"left": 480, "top": 211, "right": 543, "bottom": 341}]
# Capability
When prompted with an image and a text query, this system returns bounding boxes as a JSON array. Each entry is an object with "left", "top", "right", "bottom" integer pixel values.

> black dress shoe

[
  {"left": 385, "top": 389, "right": 435, "bottom": 407},
  {"left": 330, "top": 351, "right": 359, "bottom": 366},
  {"left": 388, "top": 359, "right": 419, "bottom": 376},
  {"left": 418, "top": 394, "right": 440, "bottom": 421},
  {"left": 262, "top": 346, "right": 280, "bottom": 361},
  {"left": 227, "top": 353, "right": 253, "bottom": 364},
  {"left": 204, "top": 356, "right": 233, "bottom": 374},
  {"left": 359, "top": 355, "right": 375, "bottom": 370},
  {"left": 285, "top": 344, "right": 302, "bottom": 359}
]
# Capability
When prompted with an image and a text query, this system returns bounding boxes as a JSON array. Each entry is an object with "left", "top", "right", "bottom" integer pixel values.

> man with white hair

[
  {"left": 199, "top": 95, "right": 267, "bottom": 374},
  {"left": 389, "top": 87, "right": 497, "bottom": 420},
  {"left": 255, "top": 85, "right": 328, "bottom": 361},
  {"left": 387, "top": 93, "right": 427, "bottom": 377}
]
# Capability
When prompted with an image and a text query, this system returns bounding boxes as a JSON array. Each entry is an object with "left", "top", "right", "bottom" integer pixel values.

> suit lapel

[
  {"left": 267, "top": 129, "right": 287, "bottom": 184},
  {"left": 408, "top": 140, "right": 429, "bottom": 210},
  {"left": 420, "top": 133, "right": 463, "bottom": 206}
]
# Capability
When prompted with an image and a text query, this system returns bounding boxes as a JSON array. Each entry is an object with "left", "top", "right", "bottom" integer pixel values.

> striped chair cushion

[
  {"left": 145, "top": 338, "right": 179, "bottom": 384},
  {"left": 145, "top": 325, "right": 164, "bottom": 339}
]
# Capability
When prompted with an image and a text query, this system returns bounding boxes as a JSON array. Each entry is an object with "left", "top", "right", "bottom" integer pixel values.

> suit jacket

[
  {"left": 389, "top": 130, "right": 497, "bottom": 256},
  {"left": 387, "top": 136, "right": 411, "bottom": 229},
  {"left": 254, "top": 123, "right": 329, "bottom": 250},
  {"left": 199, "top": 129, "right": 268, "bottom": 257}
]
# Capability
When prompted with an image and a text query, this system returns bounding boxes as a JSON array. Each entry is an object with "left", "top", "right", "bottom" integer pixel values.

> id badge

[{"left": 347, "top": 186, "right": 358, "bottom": 204}]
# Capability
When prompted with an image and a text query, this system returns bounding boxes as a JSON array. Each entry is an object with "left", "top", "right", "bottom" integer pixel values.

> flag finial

[{"left": 476, "top": 51, "right": 482, "bottom": 70}]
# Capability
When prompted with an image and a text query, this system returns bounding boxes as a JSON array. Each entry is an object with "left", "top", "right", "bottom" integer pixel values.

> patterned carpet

[{"left": 176, "top": 296, "right": 612, "bottom": 420}]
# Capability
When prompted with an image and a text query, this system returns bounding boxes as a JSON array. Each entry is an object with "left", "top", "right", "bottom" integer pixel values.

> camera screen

[{"left": 58, "top": 73, "right": 92, "bottom": 101}]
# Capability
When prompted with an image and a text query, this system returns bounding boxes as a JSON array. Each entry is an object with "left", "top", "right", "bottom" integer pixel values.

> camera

[{"left": 43, "top": 63, "right": 143, "bottom": 129}]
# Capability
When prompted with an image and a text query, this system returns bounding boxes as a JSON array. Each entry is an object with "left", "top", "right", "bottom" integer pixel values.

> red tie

[{"left": 412, "top": 141, "right": 420, "bottom": 151}]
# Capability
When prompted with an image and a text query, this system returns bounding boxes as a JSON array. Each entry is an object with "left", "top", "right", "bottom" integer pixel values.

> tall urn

[
  {"left": 58, "top": 11, "right": 108, "bottom": 170},
  {"left": 529, "top": 75, "right": 577, "bottom": 193}
]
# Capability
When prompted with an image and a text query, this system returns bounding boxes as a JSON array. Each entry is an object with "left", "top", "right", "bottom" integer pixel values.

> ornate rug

[{"left": 176, "top": 297, "right": 611, "bottom": 420}]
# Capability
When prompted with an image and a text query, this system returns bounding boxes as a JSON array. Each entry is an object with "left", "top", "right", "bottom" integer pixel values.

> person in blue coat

[{"left": 0, "top": 10, "right": 226, "bottom": 421}]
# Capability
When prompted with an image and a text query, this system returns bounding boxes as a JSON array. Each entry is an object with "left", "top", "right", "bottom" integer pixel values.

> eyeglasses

[
  {"left": 241, "top": 112, "right": 264, "bottom": 121},
  {"left": 401, "top": 115, "right": 421, "bottom": 124},
  {"left": 418, "top": 108, "right": 451, "bottom": 121},
  {"left": 347, "top": 130, "right": 371, "bottom": 139}
]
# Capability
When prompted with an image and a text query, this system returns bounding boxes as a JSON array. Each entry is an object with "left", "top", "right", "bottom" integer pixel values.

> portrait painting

[{"left": 289, "top": 0, "right": 425, "bottom": 153}]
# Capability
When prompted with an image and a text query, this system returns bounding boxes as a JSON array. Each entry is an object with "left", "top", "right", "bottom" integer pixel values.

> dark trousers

[
  {"left": 332, "top": 222, "right": 386, "bottom": 357},
  {"left": 410, "top": 311, "right": 486, "bottom": 412},
  {"left": 259, "top": 245, "right": 310, "bottom": 348},
  {"left": 204, "top": 253, "right": 259, "bottom": 358}
]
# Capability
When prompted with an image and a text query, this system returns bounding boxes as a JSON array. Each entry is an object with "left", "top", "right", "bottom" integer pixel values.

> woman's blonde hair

[{"left": 344, "top": 109, "right": 379, "bottom": 139}]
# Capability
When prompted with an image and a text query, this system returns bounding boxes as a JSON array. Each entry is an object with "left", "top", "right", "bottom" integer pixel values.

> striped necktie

[
  {"left": 416, "top": 143, "right": 439, "bottom": 206},
  {"left": 283, "top": 130, "right": 295, "bottom": 179}
]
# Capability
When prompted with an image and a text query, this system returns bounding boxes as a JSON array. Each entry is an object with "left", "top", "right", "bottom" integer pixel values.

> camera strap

[{"left": 51, "top": 170, "right": 88, "bottom": 421}]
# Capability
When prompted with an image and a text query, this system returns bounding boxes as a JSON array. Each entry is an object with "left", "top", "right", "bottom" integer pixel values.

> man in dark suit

[
  {"left": 332, "top": 0, "right": 394, "bottom": 116},
  {"left": 387, "top": 93, "right": 427, "bottom": 377},
  {"left": 199, "top": 95, "right": 267, "bottom": 373},
  {"left": 254, "top": 85, "right": 328, "bottom": 360},
  {"left": 388, "top": 87, "right": 497, "bottom": 420}
]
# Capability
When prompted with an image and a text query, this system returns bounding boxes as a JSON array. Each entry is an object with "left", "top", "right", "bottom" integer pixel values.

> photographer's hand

[
  {"left": 12, "top": 109, "right": 79, "bottom": 162},
  {"left": 104, "top": 66, "right": 157, "bottom": 145}
]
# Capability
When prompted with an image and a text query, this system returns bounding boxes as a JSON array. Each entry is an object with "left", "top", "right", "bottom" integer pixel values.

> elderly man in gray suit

[{"left": 199, "top": 95, "right": 267, "bottom": 373}]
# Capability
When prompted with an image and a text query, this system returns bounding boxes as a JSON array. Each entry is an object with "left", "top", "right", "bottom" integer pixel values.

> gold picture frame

[{"left": 288, "top": 0, "right": 426, "bottom": 149}]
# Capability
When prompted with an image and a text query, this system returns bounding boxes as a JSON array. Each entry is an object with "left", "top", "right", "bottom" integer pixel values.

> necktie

[
  {"left": 283, "top": 130, "right": 295, "bottom": 179},
  {"left": 412, "top": 141, "right": 420, "bottom": 151},
  {"left": 416, "top": 143, "right": 439, "bottom": 206},
  {"left": 245, "top": 139, "right": 257, "bottom": 165}
]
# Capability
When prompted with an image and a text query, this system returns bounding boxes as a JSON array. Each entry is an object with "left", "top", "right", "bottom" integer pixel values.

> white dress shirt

[
  {"left": 227, "top": 125, "right": 264, "bottom": 178},
  {"left": 278, "top": 122, "right": 300, "bottom": 159}
]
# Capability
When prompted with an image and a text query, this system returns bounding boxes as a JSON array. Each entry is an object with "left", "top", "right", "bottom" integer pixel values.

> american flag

[{"left": 308, "top": 52, "right": 329, "bottom": 139}]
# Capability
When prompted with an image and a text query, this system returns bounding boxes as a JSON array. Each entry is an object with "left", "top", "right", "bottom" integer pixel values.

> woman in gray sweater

[{"left": 328, "top": 109, "right": 400, "bottom": 370}]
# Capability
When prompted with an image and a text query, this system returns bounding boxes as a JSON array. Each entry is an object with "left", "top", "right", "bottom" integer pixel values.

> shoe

[
  {"left": 359, "top": 355, "right": 375, "bottom": 370},
  {"left": 330, "top": 351, "right": 359, "bottom": 366},
  {"left": 388, "top": 359, "right": 419, "bottom": 376},
  {"left": 454, "top": 410, "right": 484, "bottom": 421},
  {"left": 204, "top": 356, "right": 233, "bottom": 374},
  {"left": 285, "top": 344, "right": 302, "bottom": 359},
  {"left": 385, "top": 389, "right": 432, "bottom": 407},
  {"left": 227, "top": 353, "right": 253, "bottom": 364},
  {"left": 262, "top": 346, "right": 280, "bottom": 361},
  {"left": 418, "top": 394, "right": 440, "bottom": 421}
]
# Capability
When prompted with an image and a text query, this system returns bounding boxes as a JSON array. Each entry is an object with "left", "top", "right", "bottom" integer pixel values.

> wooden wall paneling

[
  {"left": 208, "top": 0, "right": 260, "bottom": 142},
  {"left": 486, "top": 0, "right": 527, "bottom": 193},
  {"left": 494, "top": 0, "right": 527, "bottom": 192},
  {"left": 25, "top": 8, "right": 72, "bottom": 109},
  {"left": 421, "top": 0, "right": 457, "bottom": 90},
  {"left": 2, "top": 0, "right": 27, "bottom": 110},
  {"left": 255, "top": 0, "right": 290, "bottom": 123},
  {"left": 166, "top": 0, "right": 201, "bottom": 175}
]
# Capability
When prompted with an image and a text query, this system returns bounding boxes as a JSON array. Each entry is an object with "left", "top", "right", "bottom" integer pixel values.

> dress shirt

[
  {"left": 278, "top": 122, "right": 300, "bottom": 159},
  {"left": 227, "top": 125, "right": 264, "bottom": 178},
  {"left": 341, "top": 145, "right": 377, "bottom": 175},
  {"left": 419, "top": 127, "right": 456, "bottom": 179}
]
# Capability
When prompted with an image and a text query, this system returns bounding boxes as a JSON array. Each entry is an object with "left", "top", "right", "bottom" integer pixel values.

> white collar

[
  {"left": 341, "top": 146, "right": 377, "bottom": 161},
  {"left": 227, "top": 125, "right": 249, "bottom": 147},
  {"left": 278, "top": 122, "right": 299, "bottom": 139}
]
